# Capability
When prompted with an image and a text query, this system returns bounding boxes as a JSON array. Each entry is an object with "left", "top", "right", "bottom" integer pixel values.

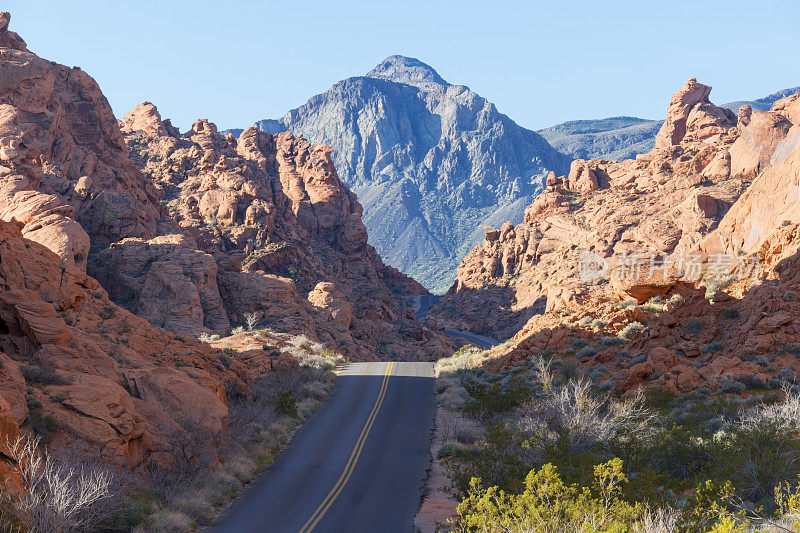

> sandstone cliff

[
  {"left": 430, "top": 78, "right": 742, "bottom": 338},
  {"left": 116, "top": 104, "right": 452, "bottom": 361},
  {"left": 0, "top": 11, "right": 455, "bottom": 477},
  {"left": 0, "top": 14, "right": 452, "bottom": 364},
  {"left": 431, "top": 78, "right": 800, "bottom": 394}
]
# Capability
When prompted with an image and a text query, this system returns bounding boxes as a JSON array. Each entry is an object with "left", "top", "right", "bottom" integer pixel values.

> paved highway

[
  {"left": 444, "top": 328, "right": 498, "bottom": 349},
  {"left": 211, "top": 362, "right": 436, "bottom": 533}
]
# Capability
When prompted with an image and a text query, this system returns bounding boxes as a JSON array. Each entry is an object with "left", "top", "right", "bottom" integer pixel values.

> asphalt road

[
  {"left": 444, "top": 328, "right": 499, "bottom": 349},
  {"left": 211, "top": 361, "right": 436, "bottom": 533}
]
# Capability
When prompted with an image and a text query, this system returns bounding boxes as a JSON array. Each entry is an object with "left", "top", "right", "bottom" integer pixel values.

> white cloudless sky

[{"left": 8, "top": 0, "right": 799, "bottom": 132}]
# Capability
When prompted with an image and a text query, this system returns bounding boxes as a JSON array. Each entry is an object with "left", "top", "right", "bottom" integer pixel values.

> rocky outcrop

[
  {"left": 0, "top": 13, "right": 159, "bottom": 273},
  {"left": 254, "top": 55, "right": 570, "bottom": 292},
  {"left": 120, "top": 103, "right": 454, "bottom": 361},
  {"left": 702, "top": 94, "right": 800, "bottom": 255},
  {"left": 429, "top": 79, "right": 743, "bottom": 340},
  {"left": 434, "top": 81, "right": 800, "bottom": 395},
  {"left": 0, "top": 219, "right": 235, "bottom": 469},
  {"left": 538, "top": 87, "right": 800, "bottom": 163}
]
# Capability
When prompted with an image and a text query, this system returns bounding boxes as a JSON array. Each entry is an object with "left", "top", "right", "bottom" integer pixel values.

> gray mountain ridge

[
  {"left": 539, "top": 86, "right": 800, "bottom": 161},
  {"left": 246, "top": 56, "right": 796, "bottom": 293},
  {"left": 254, "top": 55, "right": 570, "bottom": 293}
]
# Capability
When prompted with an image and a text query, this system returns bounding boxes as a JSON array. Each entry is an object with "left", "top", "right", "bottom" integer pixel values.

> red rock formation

[
  {"left": 0, "top": 220, "right": 238, "bottom": 470},
  {"left": 430, "top": 79, "right": 743, "bottom": 339},
  {"left": 117, "top": 103, "right": 453, "bottom": 360},
  {"left": 0, "top": 14, "right": 159, "bottom": 273},
  {"left": 432, "top": 79, "right": 800, "bottom": 394},
  {"left": 0, "top": 16, "right": 452, "bottom": 363}
]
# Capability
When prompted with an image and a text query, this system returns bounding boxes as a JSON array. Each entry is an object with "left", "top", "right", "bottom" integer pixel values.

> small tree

[
  {"left": 1, "top": 436, "right": 113, "bottom": 532},
  {"left": 244, "top": 312, "right": 258, "bottom": 331}
]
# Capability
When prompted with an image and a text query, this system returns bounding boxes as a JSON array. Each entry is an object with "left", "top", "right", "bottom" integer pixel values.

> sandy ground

[{"left": 414, "top": 406, "right": 482, "bottom": 532}]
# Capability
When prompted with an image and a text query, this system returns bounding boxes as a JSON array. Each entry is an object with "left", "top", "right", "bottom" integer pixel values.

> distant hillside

[
  {"left": 538, "top": 117, "right": 662, "bottom": 161},
  {"left": 722, "top": 86, "right": 800, "bottom": 112},
  {"left": 539, "top": 86, "right": 800, "bottom": 161},
  {"left": 255, "top": 56, "right": 570, "bottom": 293}
]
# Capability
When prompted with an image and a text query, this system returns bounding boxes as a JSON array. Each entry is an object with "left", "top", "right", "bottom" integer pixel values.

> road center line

[{"left": 298, "top": 362, "right": 394, "bottom": 533}]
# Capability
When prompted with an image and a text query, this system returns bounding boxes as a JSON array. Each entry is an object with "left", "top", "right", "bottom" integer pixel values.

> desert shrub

[
  {"left": 288, "top": 334, "right": 324, "bottom": 354},
  {"left": 577, "top": 316, "right": 593, "bottom": 327},
  {"left": 723, "top": 308, "right": 740, "bottom": 319},
  {"left": 703, "top": 341, "right": 723, "bottom": 354},
  {"left": 463, "top": 376, "right": 532, "bottom": 417},
  {"left": 685, "top": 319, "right": 704, "bottom": 334},
  {"left": 591, "top": 318, "right": 607, "bottom": 329},
  {"left": 572, "top": 338, "right": 589, "bottom": 350},
  {"left": 739, "top": 385, "right": 800, "bottom": 432},
  {"left": 99, "top": 306, "right": 116, "bottom": 319},
  {"left": 603, "top": 336, "right": 625, "bottom": 346},
  {"left": 27, "top": 410, "right": 59, "bottom": 443},
  {"left": 137, "top": 510, "right": 192, "bottom": 533},
  {"left": 584, "top": 366, "right": 609, "bottom": 382},
  {"left": 559, "top": 358, "right": 580, "bottom": 382},
  {"left": 273, "top": 390, "right": 298, "bottom": 418},
  {"left": 720, "top": 378, "right": 746, "bottom": 394},
  {"left": 736, "top": 374, "right": 766, "bottom": 390},
  {"left": 642, "top": 303, "right": 663, "bottom": 313},
  {"left": 669, "top": 294, "right": 684, "bottom": 304},
  {"left": 439, "top": 382, "right": 470, "bottom": 410},
  {"left": 516, "top": 380, "right": 655, "bottom": 453},
  {"left": 619, "top": 321, "right": 645, "bottom": 339},
  {"left": 437, "top": 344, "right": 485, "bottom": 376},
  {"left": 26, "top": 395, "right": 42, "bottom": 411},
  {"left": 216, "top": 351, "right": 232, "bottom": 369},
  {"left": 617, "top": 298, "right": 638, "bottom": 309},
  {"left": 197, "top": 333, "right": 220, "bottom": 343},
  {"left": 437, "top": 441, "right": 479, "bottom": 459},
  {"left": 1, "top": 436, "right": 114, "bottom": 532},
  {"left": 243, "top": 312, "right": 258, "bottom": 331},
  {"left": 576, "top": 346, "right": 598, "bottom": 359},
  {"left": 49, "top": 392, "right": 67, "bottom": 403},
  {"left": 449, "top": 459, "right": 649, "bottom": 533},
  {"left": 19, "top": 364, "right": 71, "bottom": 385},
  {"left": 777, "top": 366, "right": 797, "bottom": 384}
]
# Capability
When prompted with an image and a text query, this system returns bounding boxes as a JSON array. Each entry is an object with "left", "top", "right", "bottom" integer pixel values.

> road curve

[
  {"left": 444, "top": 328, "right": 498, "bottom": 349},
  {"left": 211, "top": 361, "right": 436, "bottom": 533}
]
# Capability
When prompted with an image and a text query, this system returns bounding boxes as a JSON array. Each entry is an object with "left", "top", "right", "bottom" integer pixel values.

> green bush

[
  {"left": 723, "top": 308, "right": 740, "bottom": 319},
  {"left": 273, "top": 390, "right": 298, "bottom": 418},
  {"left": 449, "top": 459, "right": 648, "bottom": 533},
  {"left": 27, "top": 410, "right": 59, "bottom": 443},
  {"left": 20, "top": 364, "right": 71, "bottom": 385},
  {"left": 463, "top": 376, "right": 532, "bottom": 417},
  {"left": 685, "top": 319, "right": 705, "bottom": 334},
  {"left": 703, "top": 341, "right": 723, "bottom": 353},
  {"left": 618, "top": 321, "right": 645, "bottom": 339}
]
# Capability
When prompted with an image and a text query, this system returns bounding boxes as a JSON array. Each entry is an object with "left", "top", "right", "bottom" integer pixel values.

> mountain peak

[{"left": 366, "top": 55, "right": 448, "bottom": 91}]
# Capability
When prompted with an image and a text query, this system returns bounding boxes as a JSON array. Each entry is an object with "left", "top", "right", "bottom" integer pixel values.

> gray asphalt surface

[
  {"left": 444, "top": 328, "right": 498, "bottom": 349},
  {"left": 211, "top": 361, "right": 436, "bottom": 533}
]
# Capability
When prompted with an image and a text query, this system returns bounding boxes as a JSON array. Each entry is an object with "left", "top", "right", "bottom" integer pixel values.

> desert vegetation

[
  {"left": 434, "top": 345, "right": 800, "bottom": 532},
  {"left": 1, "top": 336, "right": 341, "bottom": 533}
]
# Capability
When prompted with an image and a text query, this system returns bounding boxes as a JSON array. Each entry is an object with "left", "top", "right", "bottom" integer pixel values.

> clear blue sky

[{"left": 8, "top": 0, "right": 799, "bottom": 132}]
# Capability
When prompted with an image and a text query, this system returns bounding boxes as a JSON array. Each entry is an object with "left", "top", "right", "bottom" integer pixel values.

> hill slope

[
  {"left": 539, "top": 86, "right": 800, "bottom": 161},
  {"left": 255, "top": 56, "right": 570, "bottom": 292}
]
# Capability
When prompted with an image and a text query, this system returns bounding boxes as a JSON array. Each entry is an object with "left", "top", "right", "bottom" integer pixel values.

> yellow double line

[{"left": 298, "top": 362, "right": 394, "bottom": 533}]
